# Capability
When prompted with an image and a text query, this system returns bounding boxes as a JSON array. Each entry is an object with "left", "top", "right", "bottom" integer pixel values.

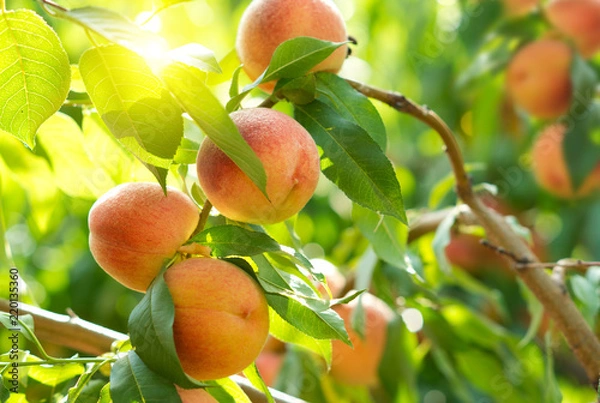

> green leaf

[
  {"left": 262, "top": 37, "right": 346, "bottom": 84},
  {"left": 563, "top": 102, "right": 600, "bottom": 190},
  {"left": 28, "top": 362, "right": 84, "bottom": 387},
  {"left": 109, "top": 351, "right": 181, "bottom": 403},
  {"left": 241, "top": 364, "right": 274, "bottom": 403},
  {"left": 128, "top": 272, "right": 204, "bottom": 388},
  {"left": 518, "top": 281, "right": 545, "bottom": 347},
  {"left": 570, "top": 275, "right": 600, "bottom": 323},
  {"left": 353, "top": 204, "right": 412, "bottom": 273},
  {"left": 268, "top": 308, "right": 332, "bottom": 367},
  {"left": 67, "top": 360, "right": 109, "bottom": 403},
  {"left": 36, "top": 113, "right": 116, "bottom": 199},
  {"left": 55, "top": 6, "right": 161, "bottom": 54},
  {"left": 79, "top": 44, "right": 184, "bottom": 188},
  {"left": 209, "top": 378, "right": 251, "bottom": 403},
  {"left": 173, "top": 138, "right": 200, "bottom": 165},
  {"left": 0, "top": 9, "right": 71, "bottom": 148},
  {"left": 188, "top": 225, "right": 280, "bottom": 257},
  {"left": 432, "top": 207, "right": 461, "bottom": 273},
  {"left": 227, "top": 37, "right": 346, "bottom": 111},
  {"left": 167, "top": 44, "right": 221, "bottom": 74},
  {"left": 161, "top": 62, "right": 268, "bottom": 197},
  {"left": 274, "top": 75, "right": 317, "bottom": 105},
  {"left": 315, "top": 73, "right": 387, "bottom": 150},
  {"left": 98, "top": 384, "right": 111, "bottom": 403},
  {"left": 265, "top": 293, "right": 350, "bottom": 344},
  {"left": 295, "top": 99, "right": 406, "bottom": 223}
]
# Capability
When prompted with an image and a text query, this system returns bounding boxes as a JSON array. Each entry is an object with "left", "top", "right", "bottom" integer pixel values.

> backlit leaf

[
  {"left": 162, "top": 62, "right": 268, "bottom": 197},
  {"left": 79, "top": 44, "right": 183, "bottom": 188},
  {"left": 0, "top": 9, "right": 70, "bottom": 148}
]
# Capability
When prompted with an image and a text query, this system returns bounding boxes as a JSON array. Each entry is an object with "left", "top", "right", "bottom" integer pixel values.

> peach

[
  {"left": 331, "top": 292, "right": 394, "bottom": 386},
  {"left": 88, "top": 182, "right": 199, "bottom": 292},
  {"left": 196, "top": 108, "right": 320, "bottom": 225},
  {"left": 506, "top": 39, "right": 572, "bottom": 118},
  {"left": 546, "top": 0, "right": 600, "bottom": 58},
  {"left": 164, "top": 258, "right": 270, "bottom": 380},
  {"left": 531, "top": 124, "right": 600, "bottom": 198},
  {"left": 177, "top": 387, "right": 218, "bottom": 403},
  {"left": 503, "top": 0, "right": 539, "bottom": 17},
  {"left": 236, "top": 0, "right": 348, "bottom": 92}
]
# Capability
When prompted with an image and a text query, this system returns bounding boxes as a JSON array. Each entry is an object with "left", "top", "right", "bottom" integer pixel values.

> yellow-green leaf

[{"left": 0, "top": 10, "right": 70, "bottom": 148}]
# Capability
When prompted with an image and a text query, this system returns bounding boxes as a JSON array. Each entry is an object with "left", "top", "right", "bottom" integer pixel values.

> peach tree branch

[{"left": 348, "top": 78, "right": 600, "bottom": 387}]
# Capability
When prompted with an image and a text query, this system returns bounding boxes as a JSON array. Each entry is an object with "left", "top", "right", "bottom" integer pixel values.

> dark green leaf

[
  {"left": 265, "top": 293, "right": 351, "bottom": 344},
  {"left": 563, "top": 102, "right": 600, "bottom": 190},
  {"left": 295, "top": 100, "right": 406, "bottom": 223},
  {"left": 79, "top": 44, "right": 183, "bottom": 188},
  {"left": 275, "top": 75, "right": 317, "bottom": 105},
  {"left": 0, "top": 9, "right": 71, "bottom": 148},
  {"left": 110, "top": 351, "right": 181, "bottom": 403},
  {"left": 128, "top": 273, "right": 204, "bottom": 388},
  {"left": 262, "top": 37, "right": 346, "bottom": 84},
  {"left": 189, "top": 225, "right": 280, "bottom": 257},
  {"left": 227, "top": 37, "right": 345, "bottom": 111},
  {"left": 315, "top": 73, "right": 387, "bottom": 149},
  {"left": 162, "top": 62, "right": 268, "bottom": 197}
]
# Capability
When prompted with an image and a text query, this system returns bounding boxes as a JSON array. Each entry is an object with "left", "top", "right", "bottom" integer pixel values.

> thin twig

[
  {"left": 37, "top": 0, "right": 67, "bottom": 12},
  {"left": 516, "top": 260, "right": 600, "bottom": 271},
  {"left": 196, "top": 200, "right": 212, "bottom": 235},
  {"left": 480, "top": 239, "right": 533, "bottom": 266}
]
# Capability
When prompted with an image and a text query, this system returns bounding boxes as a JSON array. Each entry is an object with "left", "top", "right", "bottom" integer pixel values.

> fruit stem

[{"left": 195, "top": 200, "right": 212, "bottom": 235}]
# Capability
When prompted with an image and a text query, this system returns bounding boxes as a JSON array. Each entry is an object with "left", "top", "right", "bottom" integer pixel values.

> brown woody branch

[
  {"left": 0, "top": 299, "right": 306, "bottom": 403},
  {"left": 348, "top": 78, "right": 600, "bottom": 387}
]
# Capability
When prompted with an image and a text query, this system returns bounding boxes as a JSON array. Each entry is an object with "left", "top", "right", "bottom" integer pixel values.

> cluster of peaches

[
  {"left": 505, "top": 0, "right": 600, "bottom": 199},
  {"left": 87, "top": 0, "right": 394, "bottom": 400}
]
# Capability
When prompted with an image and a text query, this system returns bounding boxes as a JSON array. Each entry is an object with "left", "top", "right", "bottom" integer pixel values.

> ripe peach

[
  {"left": 311, "top": 258, "right": 346, "bottom": 298},
  {"left": 531, "top": 124, "right": 600, "bottom": 198},
  {"left": 503, "top": 0, "right": 538, "bottom": 17},
  {"left": 506, "top": 39, "right": 572, "bottom": 118},
  {"left": 331, "top": 292, "right": 394, "bottom": 386},
  {"left": 196, "top": 108, "right": 320, "bottom": 225},
  {"left": 88, "top": 182, "right": 199, "bottom": 292},
  {"left": 236, "top": 0, "right": 348, "bottom": 92},
  {"left": 164, "top": 258, "right": 270, "bottom": 380},
  {"left": 546, "top": 0, "right": 600, "bottom": 58},
  {"left": 177, "top": 387, "right": 218, "bottom": 403}
]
